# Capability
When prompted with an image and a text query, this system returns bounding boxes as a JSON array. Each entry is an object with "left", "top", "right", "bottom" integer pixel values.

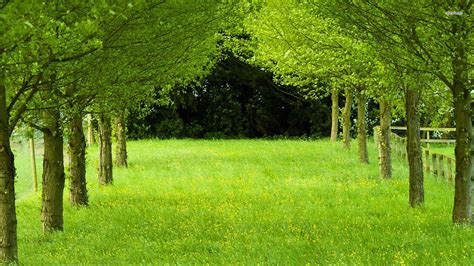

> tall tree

[{"left": 0, "top": 65, "right": 17, "bottom": 263}]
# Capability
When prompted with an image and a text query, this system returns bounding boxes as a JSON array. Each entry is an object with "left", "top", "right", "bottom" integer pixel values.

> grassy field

[
  {"left": 12, "top": 139, "right": 474, "bottom": 264},
  {"left": 425, "top": 144, "right": 455, "bottom": 157},
  {"left": 12, "top": 139, "right": 43, "bottom": 199}
]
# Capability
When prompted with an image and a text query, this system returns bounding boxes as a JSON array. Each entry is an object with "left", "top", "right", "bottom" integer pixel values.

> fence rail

[
  {"left": 391, "top": 126, "right": 456, "bottom": 147},
  {"left": 390, "top": 133, "right": 455, "bottom": 182}
]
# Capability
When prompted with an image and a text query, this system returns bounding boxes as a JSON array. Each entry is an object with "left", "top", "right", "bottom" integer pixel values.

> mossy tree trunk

[
  {"left": 0, "top": 75, "right": 18, "bottom": 263},
  {"left": 471, "top": 99, "right": 473, "bottom": 214},
  {"left": 451, "top": 85, "right": 472, "bottom": 223},
  {"left": 378, "top": 99, "right": 392, "bottom": 179},
  {"left": 115, "top": 114, "right": 128, "bottom": 167},
  {"left": 41, "top": 108, "right": 65, "bottom": 232},
  {"left": 452, "top": 87, "right": 472, "bottom": 223},
  {"left": 98, "top": 114, "right": 113, "bottom": 185},
  {"left": 342, "top": 91, "right": 352, "bottom": 149},
  {"left": 405, "top": 88, "right": 424, "bottom": 207},
  {"left": 67, "top": 113, "right": 88, "bottom": 206},
  {"left": 356, "top": 92, "right": 368, "bottom": 163},
  {"left": 330, "top": 88, "right": 339, "bottom": 142},
  {"left": 451, "top": 19, "right": 472, "bottom": 224}
]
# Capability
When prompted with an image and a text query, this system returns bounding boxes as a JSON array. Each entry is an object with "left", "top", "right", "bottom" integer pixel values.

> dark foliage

[{"left": 128, "top": 55, "right": 336, "bottom": 139}]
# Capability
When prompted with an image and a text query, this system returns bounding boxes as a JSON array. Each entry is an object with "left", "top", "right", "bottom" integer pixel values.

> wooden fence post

[
  {"left": 29, "top": 137, "right": 38, "bottom": 192},
  {"left": 432, "top": 153, "right": 438, "bottom": 176},
  {"left": 395, "top": 136, "right": 400, "bottom": 159},
  {"left": 424, "top": 149, "right": 430, "bottom": 173},
  {"left": 447, "top": 157, "right": 453, "bottom": 182},
  {"left": 426, "top": 130, "right": 430, "bottom": 149},
  {"left": 398, "top": 138, "right": 403, "bottom": 159},
  {"left": 397, "top": 137, "right": 400, "bottom": 159},
  {"left": 439, "top": 155, "right": 445, "bottom": 180},
  {"left": 402, "top": 138, "right": 408, "bottom": 161}
]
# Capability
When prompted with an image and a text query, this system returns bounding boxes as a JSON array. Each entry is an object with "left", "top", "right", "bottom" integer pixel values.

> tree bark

[
  {"left": 98, "top": 114, "right": 113, "bottom": 185},
  {"left": 330, "top": 88, "right": 339, "bottom": 142},
  {"left": 356, "top": 93, "right": 368, "bottom": 164},
  {"left": 451, "top": 19, "right": 472, "bottom": 224},
  {"left": 405, "top": 89, "right": 424, "bottom": 207},
  {"left": 41, "top": 109, "right": 65, "bottom": 232},
  {"left": 342, "top": 91, "right": 352, "bottom": 149},
  {"left": 67, "top": 113, "right": 88, "bottom": 206},
  {"left": 452, "top": 89, "right": 472, "bottom": 223},
  {"left": 378, "top": 99, "right": 392, "bottom": 179},
  {"left": 115, "top": 115, "right": 128, "bottom": 167},
  {"left": 0, "top": 74, "right": 18, "bottom": 263},
  {"left": 471, "top": 99, "right": 473, "bottom": 214}
]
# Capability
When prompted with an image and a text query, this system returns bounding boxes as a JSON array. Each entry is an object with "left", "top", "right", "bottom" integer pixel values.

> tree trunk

[
  {"left": 378, "top": 99, "right": 392, "bottom": 179},
  {"left": 471, "top": 99, "right": 474, "bottom": 214},
  {"left": 452, "top": 89, "right": 472, "bottom": 223},
  {"left": 0, "top": 75, "right": 18, "bottom": 263},
  {"left": 41, "top": 109, "right": 65, "bottom": 232},
  {"left": 98, "top": 114, "right": 113, "bottom": 185},
  {"left": 451, "top": 19, "right": 472, "bottom": 224},
  {"left": 330, "top": 88, "right": 339, "bottom": 142},
  {"left": 405, "top": 89, "right": 424, "bottom": 207},
  {"left": 115, "top": 115, "right": 128, "bottom": 167},
  {"left": 356, "top": 93, "right": 368, "bottom": 164},
  {"left": 342, "top": 91, "right": 352, "bottom": 149},
  {"left": 67, "top": 113, "right": 88, "bottom": 206}
]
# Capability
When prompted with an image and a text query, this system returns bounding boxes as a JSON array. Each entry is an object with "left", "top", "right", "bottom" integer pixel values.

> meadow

[
  {"left": 426, "top": 144, "right": 456, "bottom": 157},
  {"left": 13, "top": 139, "right": 474, "bottom": 264}
]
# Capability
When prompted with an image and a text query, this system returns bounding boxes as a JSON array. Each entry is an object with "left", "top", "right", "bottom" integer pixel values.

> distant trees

[{"left": 246, "top": 2, "right": 380, "bottom": 162}]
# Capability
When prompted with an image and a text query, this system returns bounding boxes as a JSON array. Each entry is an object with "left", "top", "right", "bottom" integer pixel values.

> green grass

[
  {"left": 13, "top": 139, "right": 474, "bottom": 264},
  {"left": 12, "top": 140, "right": 43, "bottom": 199},
  {"left": 425, "top": 144, "right": 455, "bottom": 157}
]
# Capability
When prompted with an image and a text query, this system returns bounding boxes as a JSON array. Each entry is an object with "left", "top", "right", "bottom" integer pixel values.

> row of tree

[
  {"left": 0, "top": 1, "right": 472, "bottom": 264},
  {"left": 242, "top": 1, "right": 472, "bottom": 225},
  {"left": 1, "top": 1, "right": 244, "bottom": 263}
]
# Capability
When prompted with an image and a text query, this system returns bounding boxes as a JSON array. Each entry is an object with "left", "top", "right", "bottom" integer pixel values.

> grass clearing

[
  {"left": 13, "top": 139, "right": 474, "bottom": 264},
  {"left": 425, "top": 144, "right": 455, "bottom": 157}
]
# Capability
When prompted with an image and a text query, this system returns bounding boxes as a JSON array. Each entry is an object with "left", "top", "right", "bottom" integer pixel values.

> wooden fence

[
  {"left": 391, "top": 126, "right": 456, "bottom": 148},
  {"left": 390, "top": 133, "right": 455, "bottom": 182}
]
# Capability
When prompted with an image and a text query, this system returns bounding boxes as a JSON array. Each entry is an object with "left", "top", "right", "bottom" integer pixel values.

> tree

[{"left": 326, "top": 0, "right": 473, "bottom": 224}]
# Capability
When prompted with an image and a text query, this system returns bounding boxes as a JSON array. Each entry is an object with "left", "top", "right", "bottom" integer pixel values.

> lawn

[
  {"left": 13, "top": 139, "right": 474, "bottom": 264},
  {"left": 425, "top": 144, "right": 455, "bottom": 157}
]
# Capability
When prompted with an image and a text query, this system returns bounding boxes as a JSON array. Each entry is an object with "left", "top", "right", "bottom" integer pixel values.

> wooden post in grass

[
  {"left": 447, "top": 157, "right": 453, "bottom": 182},
  {"left": 391, "top": 135, "right": 396, "bottom": 155},
  {"left": 29, "top": 137, "right": 38, "bottom": 192},
  {"left": 424, "top": 149, "right": 430, "bottom": 173},
  {"left": 439, "top": 155, "right": 445, "bottom": 180},
  {"left": 402, "top": 138, "right": 408, "bottom": 162},
  {"left": 398, "top": 138, "right": 403, "bottom": 159},
  {"left": 400, "top": 140, "right": 404, "bottom": 159},
  {"left": 432, "top": 153, "right": 438, "bottom": 176},
  {"left": 426, "top": 130, "right": 430, "bottom": 149}
]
